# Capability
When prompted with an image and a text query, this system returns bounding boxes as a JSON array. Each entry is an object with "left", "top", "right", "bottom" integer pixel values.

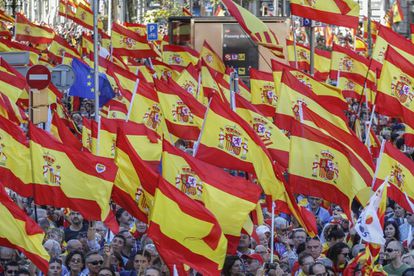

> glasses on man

[{"left": 385, "top": 248, "right": 399, "bottom": 253}]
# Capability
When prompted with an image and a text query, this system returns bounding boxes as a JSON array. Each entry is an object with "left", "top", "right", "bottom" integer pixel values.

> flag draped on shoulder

[
  {"left": 290, "top": 0, "right": 360, "bottom": 29},
  {"left": 221, "top": 0, "right": 284, "bottom": 58},
  {"left": 162, "top": 140, "right": 261, "bottom": 253},
  {"left": 148, "top": 176, "right": 227, "bottom": 275},
  {"left": 0, "top": 185, "right": 49, "bottom": 273},
  {"left": 29, "top": 124, "right": 117, "bottom": 221}
]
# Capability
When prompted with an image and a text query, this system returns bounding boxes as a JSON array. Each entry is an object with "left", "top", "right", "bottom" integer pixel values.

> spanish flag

[
  {"left": 392, "top": 0, "right": 404, "bottom": 23},
  {"left": 375, "top": 46, "right": 414, "bottom": 143},
  {"left": 0, "top": 21, "right": 11, "bottom": 38},
  {"left": 289, "top": 122, "right": 369, "bottom": 220},
  {"left": 0, "top": 38, "right": 40, "bottom": 65},
  {"left": 0, "top": 57, "right": 27, "bottom": 103},
  {"left": 123, "top": 22, "right": 147, "bottom": 37},
  {"left": 250, "top": 68, "right": 277, "bottom": 117},
  {"left": 371, "top": 25, "right": 414, "bottom": 73},
  {"left": 222, "top": 0, "right": 284, "bottom": 58},
  {"left": 363, "top": 17, "right": 379, "bottom": 43},
  {"left": 15, "top": 13, "right": 55, "bottom": 44},
  {"left": 235, "top": 94, "right": 289, "bottom": 169},
  {"left": 29, "top": 124, "right": 117, "bottom": 221},
  {"left": 151, "top": 59, "right": 183, "bottom": 81},
  {"left": 290, "top": 0, "right": 360, "bottom": 29},
  {"left": 93, "top": 117, "right": 119, "bottom": 159},
  {"left": 111, "top": 23, "right": 157, "bottom": 58},
  {"left": 0, "top": 115, "right": 32, "bottom": 197},
  {"left": 0, "top": 184, "right": 49, "bottom": 273},
  {"left": 0, "top": 94, "right": 27, "bottom": 125},
  {"left": 73, "top": 3, "right": 104, "bottom": 31},
  {"left": 50, "top": 113, "right": 82, "bottom": 150},
  {"left": 113, "top": 127, "right": 158, "bottom": 223},
  {"left": 286, "top": 39, "right": 331, "bottom": 81},
  {"left": 162, "top": 44, "right": 199, "bottom": 67},
  {"left": 148, "top": 175, "right": 227, "bottom": 274},
  {"left": 155, "top": 79, "right": 205, "bottom": 141},
  {"left": 175, "top": 63, "right": 200, "bottom": 97},
  {"left": 355, "top": 36, "right": 368, "bottom": 55},
  {"left": 199, "top": 40, "right": 226, "bottom": 74},
  {"left": 330, "top": 43, "right": 376, "bottom": 105},
  {"left": 48, "top": 35, "right": 80, "bottom": 64},
  {"left": 199, "top": 62, "right": 221, "bottom": 103},
  {"left": 81, "top": 117, "right": 93, "bottom": 152},
  {"left": 0, "top": 9, "right": 14, "bottom": 23},
  {"left": 162, "top": 139, "right": 261, "bottom": 254},
  {"left": 58, "top": 0, "right": 77, "bottom": 20},
  {"left": 372, "top": 141, "right": 414, "bottom": 214}
]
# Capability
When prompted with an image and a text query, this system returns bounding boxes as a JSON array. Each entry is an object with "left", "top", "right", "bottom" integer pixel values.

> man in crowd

[{"left": 384, "top": 240, "right": 410, "bottom": 275}]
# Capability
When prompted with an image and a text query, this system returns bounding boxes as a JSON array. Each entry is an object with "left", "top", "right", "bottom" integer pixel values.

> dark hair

[
  {"left": 65, "top": 251, "right": 85, "bottom": 269},
  {"left": 222, "top": 256, "right": 243, "bottom": 276},
  {"left": 112, "top": 234, "right": 126, "bottom": 245},
  {"left": 98, "top": 267, "right": 116, "bottom": 276},
  {"left": 326, "top": 242, "right": 349, "bottom": 264},
  {"left": 4, "top": 262, "right": 19, "bottom": 271},
  {"left": 115, "top": 208, "right": 126, "bottom": 223},
  {"left": 298, "top": 252, "right": 313, "bottom": 265},
  {"left": 325, "top": 224, "right": 345, "bottom": 242},
  {"left": 296, "top": 242, "right": 306, "bottom": 255},
  {"left": 384, "top": 220, "right": 401, "bottom": 241},
  {"left": 134, "top": 250, "right": 151, "bottom": 262},
  {"left": 49, "top": 258, "right": 63, "bottom": 265},
  {"left": 16, "top": 269, "right": 30, "bottom": 276}
]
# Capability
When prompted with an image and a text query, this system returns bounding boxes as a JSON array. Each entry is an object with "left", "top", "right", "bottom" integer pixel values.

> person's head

[
  {"left": 144, "top": 266, "right": 161, "bottom": 276},
  {"left": 111, "top": 234, "right": 126, "bottom": 254},
  {"left": 135, "top": 220, "right": 147, "bottom": 234},
  {"left": 119, "top": 230, "right": 135, "bottom": 250},
  {"left": 110, "top": 251, "right": 124, "bottom": 270},
  {"left": 324, "top": 224, "right": 345, "bottom": 245},
  {"left": 308, "top": 262, "right": 327, "bottom": 276},
  {"left": 403, "top": 268, "right": 414, "bottom": 276},
  {"left": 306, "top": 238, "right": 322, "bottom": 259},
  {"left": 257, "top": 232, "right": 269, "bottom": 247},
  {"left": 237, "top": 233, "right": 251, "bottom": 250},
  {"left": 47, "top": 258, "right": 63, "bottom": 276},
  {"left": 407, "top": 212, "right": 414, "bottom": 226},
  {"left": 351, "top": 244, "right": 365, "bottom": 258},
  {"left": 384, "top": 220, "right": 400, "bottom": 240},
  {"left": 47, "top": 228, "right": 64, "bottom": 244},
  {"left": 255, "top": 245, "right": 269, "bottom": 262},
  {"left": 243, "top": 254, "right": 263, "bottom": 274},
  {"left": 222, "top": 255, "right": 244, "bottom": 276},
  {"left": 394, "top": 203, "right": 406, "bottom": 218},
  {"left": 85, "top": 251, "right": 104, "bottom": 276},
  {"left": 308, "top": 197, "right": 323, "bottom": 210},
  {"left": 402, "top": 253, "right": 414, "bottom": 267},
  {"left": 292, "top": 229, "right": 307, "bottom": 248},
  {"left": 132, "top": 251, "right": 151, "bottom": 272},
  {"left": 65, "top": 251, "right": 84, "bottom": 273},
  {"left": 298, "top": 253, "right": 314, "bottom": 275},
  {"left": 4, "top": 261, "right": 19, "bottom": 276},
  {"left": 274, "top": 217, "right": 289, "bottom": 237},
  {"left": 66, "top": 239, "right": 83, "bottom": 253},
  {"left": 94, "top": 222, "right": 107, "bottom": 241},
  {"left": 43, "top": 239, "right": 62, "bottom": 258},
  {"left": 326, "top": 242, "right": 350, "bottom": 265},
  {"left": 385, "top": 240, "right": 404, "bottom": 262},
  {"left": 68, "top": 211, "right": 83, "bottom": 226},
  {"left": 116, "top": 208, "right": 133, "bottom": 228},
  {"left": 17, "top": 269, "right": 30, "bottom": 276},
  {"left": 97, "top": 267, "right": 115, "bottom": 276}
]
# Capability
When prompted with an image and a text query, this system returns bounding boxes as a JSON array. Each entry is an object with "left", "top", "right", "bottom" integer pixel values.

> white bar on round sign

[{"left": 29, "top": 74, "right": 49, "bottom": 80}]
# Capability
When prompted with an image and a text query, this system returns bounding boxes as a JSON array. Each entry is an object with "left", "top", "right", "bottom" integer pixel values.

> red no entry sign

[{"left": 26, "top": 65, "right": 51, "bottom": 90}]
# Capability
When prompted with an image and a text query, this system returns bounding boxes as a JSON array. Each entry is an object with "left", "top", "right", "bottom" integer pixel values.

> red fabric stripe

[
  {"left": 379, "top": 25, "right": 414, "bottom": 57},
  {"left": 165, "top": 120, "right": 200, "bottom": 140},
  {"left": 111, "top": 48, "right": 157, "bottom": 59},
  {"left": 333, "top": 0, "right": 352, "bottom": 14},
  {"left": 0, "top": 115, "right": 28, "bottom": 144}
]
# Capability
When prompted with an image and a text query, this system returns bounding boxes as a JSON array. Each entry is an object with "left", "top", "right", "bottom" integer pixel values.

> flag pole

[
  {"left": 93, "top": 0, "right": 100, "bottom": 122},
  {"left": 364, "top": 105, "right": 376, "bottom": 146},
  {"left": 367, "top": 0, "right": 372, "bottom": 57},
  {"left": 291, "top": 16, "right": 299, "bottom": 69},
  {"left": 192, "top": 98, "right": 212, "bottom": 157},
  {"left": 108, "top": 0, "right": 112, "bottom": 34},
  {"left": 309, "top": 23, "right": 315, "bottom": 76},
  {"left": 371, "top": 139, "right": 386, "bottom": 188},
  {"left": 270, "top": 201, "right": 275, "bottom": 263},
  {"left": 126, "top": 78, "right": 140, "bottom": 122}
]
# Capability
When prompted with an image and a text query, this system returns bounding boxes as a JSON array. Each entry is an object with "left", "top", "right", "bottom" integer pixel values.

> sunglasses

[
  {"left": 7, "top": 271, "right": 18, "bottom": 275},
  {"left": 386, "top": 248, "right": 399, "bottom": 253},
  {"left": 88, "top": 260, "right": 103, "bottom": 266}
]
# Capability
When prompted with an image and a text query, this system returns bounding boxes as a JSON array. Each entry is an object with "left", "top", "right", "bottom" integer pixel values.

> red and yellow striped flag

[
  {"left": 250, "top": 68, "right": 277, "bottom": 117},
  {"left": 0, "top": 185, "right": 49, "bottom": 273},
  {"left": 0, "top": 9, "right": 14, "bottom": 23},
  {"left": 123, "top": 22, "right": 147, "bottom": 37},
  {"left": 289, "top": 123, "right": 369, "bottom": 220},
  {"left": 286, "top": 39, "right": 331, "bottom": 81},
  {"left": 162, "top": 139, "right": 261, "bottom": 254},
  {"left": 151, "top": 59, "right": 183, "bottom": 80},
  {"left": 58, "top": 0, "right": 77, "bottom": 20},
  {"left": 155, "top": 79, "right": 206, "bottom": 141},
  {"left": 50, "top": 113, "right": 82, "bottom": 150},
  {"left": 222, "top": 0, "right": 284, "bottom": 58},
  {"left": 162, "top": 44, "right": 199, "bottom": 67},
  {"left": 15, "top": 13, "right": 55, "bottom": 44},
  {"left": 363, "top": 17, "right": 379, "bottom": 43},
  {"left": 113, "top": 127, "right": 158, "bottom": 223},
  {"left": 111, "top": 23, "right": 157, "bottom": 58},
  {"left": 199, "top": 40, "right": 226, "bottom": 74},
  {"left": 392, "top": 0, "right": 404, "bottom": 23},
  {"left": 29, "top": 124, "right": 117, "bottom": 221},
  {"left": 0, "top": 38, "right": 40, "bottom": 65},
  {"left": 148, "top": 175, "right": 227, "bottom": 274},
  {"left": 48, "top": 35, "right": 80, "bottom": 64},
  {"left": 0, "top": 94, "right": 27, "bottom": 125},
  {"left": 73, "top": 3, "right": 103, "bottom": 31},
  {"left": 375, "top": 46, "right": 414, "bottom": 146},
  {"left": 290, "top": 0, "right": 360, "bottom": 29},
  {"left": 93, "top": 117, "right": 119, "bottom": 159},
  {"left": 0, "top": 57, "right": 27, "bottom": 103},
  {"left": 175, "top": 63, "right": 200, "bottom": 97}
]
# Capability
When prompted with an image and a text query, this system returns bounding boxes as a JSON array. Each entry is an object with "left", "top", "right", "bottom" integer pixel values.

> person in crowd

[
  {"left": 403, "top": 253, "right": 414, "bottom": 267},
  {"left": 307, "top": 197, "right": 331, "bottom": 231},
  {"left": 120, "top": 251, "right": 151, "bottom": 276},
  {"left": 97, "top": 268, "right": 115, "bottom": 276},
  {"left": 308, "top": 262, "right": 327, "bottom": 276},
  {"left": 326, "top": 242, "right": 350, "bottom": 275},
  {"left": 400, "top": 212, "right": 414, "bottom": 243},
  {"left": 296, "top": 252, "right": 314, "bottom": 276},
  {"left": 237, "top": 234, "right": 254, "bottom": 256},
  {"left": 64, "top": 251, "right": 85, "bottom": 276},
  {"left": 384, "top": 220, "right": 401, "bottom": 242},
  {"left": 222, "top": 256, "right": 244, "bottom": 276},
  {"left": 116, "top": 209, "right": 134, "bottom": 231},
  {"left": 242, "top": 254, "right": 263, "bottom": 276},
  {"left": 143, "top": 267, "right": 160, "bottom": 276},
  {"left": 305, "top": 238, "right": 333, "bottom": 268},
  {"left": 384, "top": 240, "right": 410, "bottom": 275},
  {"left": 48, "top": 258, "right": 63, "bottom": 276},
  {"left": 321, "top": 224, "right": 345, "bottom": 253},
  {"left": 392, "top": 203, "right": 406, "bottom": 226},
  {"left": 43, "top": 239, "right": 62, "bottom": 259},
  {"left": 3, "top": 262, "right": 19, "bottom": 276},
  {"left": 64, "top": 212, "right": 88, "bottom": 242},
  {"left": 83, "top": 251, "right": 104, "bottom": 276}
]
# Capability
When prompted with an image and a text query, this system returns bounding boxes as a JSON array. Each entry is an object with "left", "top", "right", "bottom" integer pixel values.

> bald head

[{"left": 66, "top": 239, "right": 83, "bottom": 253}]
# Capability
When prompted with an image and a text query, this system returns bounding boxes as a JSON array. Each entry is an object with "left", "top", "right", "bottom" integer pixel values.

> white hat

[{"left": 256, "top": 225, "right": 271, "bottom": 236}]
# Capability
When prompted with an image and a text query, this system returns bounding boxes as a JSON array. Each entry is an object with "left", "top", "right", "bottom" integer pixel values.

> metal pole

[
  {"left": 93, "top": 0, "right": 99, "bottom": 122},
  {"left": 367, "top": 0, "right": 372, "bottom": 57},
  {"left": 107, "top": 0, "right": 112, "bottom": 34},
  {"left": 309, "top": 24, "right": 315, "bottom": 76}
]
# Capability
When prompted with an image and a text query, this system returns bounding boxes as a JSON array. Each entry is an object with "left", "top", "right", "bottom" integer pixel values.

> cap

[
  {"left": 256, "top": 225, "right": 271, "bottom": 236},
  {"left": 242, "top": 253, "right": 264, "bottom": 265}
]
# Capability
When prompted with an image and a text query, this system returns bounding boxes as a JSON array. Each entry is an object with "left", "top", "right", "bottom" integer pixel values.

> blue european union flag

[{"left": 69, "top": 58, "right": 115, "bottom": 107}]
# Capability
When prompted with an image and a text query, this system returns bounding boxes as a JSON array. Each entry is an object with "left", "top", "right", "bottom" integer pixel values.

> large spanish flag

[
  {"left": 48, "top": 35, "right": 80, "bottom": 64},
  {"left": 235, "top": 94, "right": 289, "bottom": 169},
  {"left": 15, "top": 13, "right": 55, "bottom": 44},
  {"left": 289, "top": 123, "right": 369, "bottom": 219},
  {"left": 162, "top": 140, "right": 261, "bottom": 253},
  {"left": 111, "top": 23, "right": 157, "bottom": 58},
  {"left": 58, "top": 0, "right": 77, "bottom": 20},
  {"left": 175, "top": 63, "right": 200, "bottom": 97},
  {"left": 0, "top": 57, "right": 27, "bottom": 103},
  {"left": 155, "top": 79, "right": 205, "bottom": 141},
  {"left": 199, "top": 40, "right": 226, "bottom": 74},
  {"left": 73, "top": 3, "right": 104, "bottom": 31},
  {"left": 148, "top": 175, "right": 227, "bottom": 274},
  {"left": 373, "top": 142, "right": 414, "bottom": 213},
  {"left": 290, "top": 0, "right": 360, "bottom": 29},
  {"left": 113, "top": 128, "right": 157, "bottom": 223},
  {"left": 162, "top": 44, "right": 199, "bottom": 67},
  {"left": 375, "top": 46, "right": 414, "bottom": 141},
  {"left": 0, "top": 115, "right": 32, "bottom": 197},
  {"left": 222, "top": 0, "right": 284, "bottom": 58},
  {"left": 0, "top": 38, "right": 40, "bottom": 65},
  {"left": 286, "top": 39, "right": 331, "bottom": 81},
  {"left": 50, "top": 113, "right": 83, "bottom": 150},
  {"left": 250, "top": 68, "right": 278, "bottom": 117},
  {"left": 0, "top": 185, "right": 49, "bottom": 273},
  {"left": 93, "top": 117, "right": 119, "bottom": 159},
  {"left": 29, "top": 124, "right": 117, "bottom": 221},
  {"left": 330, "top": 43, "right": 376, "bottom": 105}
]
